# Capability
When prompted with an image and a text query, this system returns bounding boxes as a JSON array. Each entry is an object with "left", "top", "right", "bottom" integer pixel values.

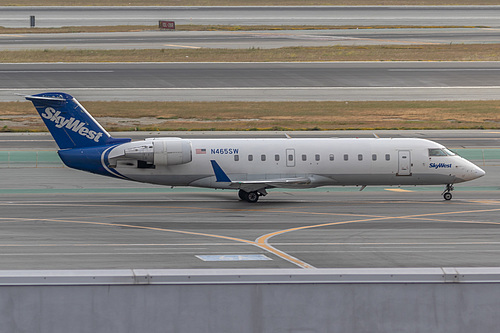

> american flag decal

[{"left": 196, "top": 148, "right": 206, "bottom": 154}]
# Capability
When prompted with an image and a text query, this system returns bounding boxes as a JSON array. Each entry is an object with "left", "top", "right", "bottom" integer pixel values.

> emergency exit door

[{"left": 397, "top": 150, "right": 411, "bottom": 176}]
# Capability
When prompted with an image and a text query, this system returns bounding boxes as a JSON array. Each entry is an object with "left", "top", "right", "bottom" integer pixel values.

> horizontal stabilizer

[{"left": 24, "top": 94, "right": 67, "bottom": 102}]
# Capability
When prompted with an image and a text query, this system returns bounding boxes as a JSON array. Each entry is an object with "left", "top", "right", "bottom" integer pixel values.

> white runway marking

[{"left": 0, "top": 70, "right": 114, "bottom": 73}]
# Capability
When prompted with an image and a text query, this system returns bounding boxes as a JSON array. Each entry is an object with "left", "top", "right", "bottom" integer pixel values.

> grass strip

[
  {"left": 2, "top": 100, "right": 500, "bottom": 132},
  {"left": 1, "top": 44, "right": 500, "bottom": 62}
]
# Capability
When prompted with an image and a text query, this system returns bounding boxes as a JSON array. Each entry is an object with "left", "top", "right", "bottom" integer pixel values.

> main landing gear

[
  {"left": 238, "top": 189, "right": 266, "bottom": 203},
  {"left": 442, "top": 184, "right": 454, "bottom": 201}
]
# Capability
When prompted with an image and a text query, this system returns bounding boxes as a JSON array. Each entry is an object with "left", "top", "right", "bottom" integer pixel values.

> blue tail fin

[{"left": 25, "top": 92, "right": 130, "bottom": 149}]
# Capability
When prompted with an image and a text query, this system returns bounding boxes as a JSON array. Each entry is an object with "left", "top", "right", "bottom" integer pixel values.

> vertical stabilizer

[{"left": 25, "top": 92, "right": 129, "bottom": 149}]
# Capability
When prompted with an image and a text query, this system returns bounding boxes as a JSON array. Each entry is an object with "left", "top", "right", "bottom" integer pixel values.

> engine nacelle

[
  {"left": 116, "top": 138, "right": 192, "bottom": 167},
  {"left": 152, "top": 138, "right": 192, "bottom": 166}
]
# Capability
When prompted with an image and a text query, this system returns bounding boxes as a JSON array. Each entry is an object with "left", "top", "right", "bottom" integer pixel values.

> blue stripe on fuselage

[{"left": 58, "top": 145, "right": 128, "bottom": 179}]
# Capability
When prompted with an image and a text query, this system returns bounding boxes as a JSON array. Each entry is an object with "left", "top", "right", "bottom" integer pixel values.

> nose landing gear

[{"left": 442, "top": 184, "right": 454, "bottom": 200}]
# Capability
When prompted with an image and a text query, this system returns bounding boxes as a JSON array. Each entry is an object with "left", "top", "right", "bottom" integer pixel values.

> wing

[
  {"left": 210, "top": 160, "right": 311, "bottom": 192},
  {"left": 229, "top": 177, "right": 312, "bottom": 192}
]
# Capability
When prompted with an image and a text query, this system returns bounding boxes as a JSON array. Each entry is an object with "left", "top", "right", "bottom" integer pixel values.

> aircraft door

[
  {"left": 286, "top": 148, "right": 295, "bottom": 167},
  {"left": 397, "top": 150, "right": 412, "bottom": 176}
]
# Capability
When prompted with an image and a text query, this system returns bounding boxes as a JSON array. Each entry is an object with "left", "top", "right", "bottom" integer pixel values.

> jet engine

[{"left": 110, "top": 138, "right": 192, "bottom": 167}]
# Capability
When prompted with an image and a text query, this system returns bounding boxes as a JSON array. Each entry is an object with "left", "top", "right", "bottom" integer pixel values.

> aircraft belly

[
  {"left": 117, "top": 168, "right": 456, "bottom": 188},
  {"left": 119, "top": 171, "right": 205, "bottom": 186},
  {"left": 327, "top": 173, "right": 456, "bottom": 186}
]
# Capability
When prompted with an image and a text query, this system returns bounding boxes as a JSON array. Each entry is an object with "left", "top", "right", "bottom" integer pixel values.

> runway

[
  {"left": 1, "top": 6, "right": 500, "bottom": 28},
  {"left": 0, "top": 131, "right": 499, "bottom": 269},
  {"left": 2, "top": 28, "right": 500, "bottom": 51},
  {"left": 2, "top": 62, "right": 500, "bottom": 102}
]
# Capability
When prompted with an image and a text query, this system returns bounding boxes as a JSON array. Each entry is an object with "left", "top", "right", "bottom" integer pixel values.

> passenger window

[
  {"left": 234, "top": 155, "right": 239, "bottom": 162},
  {"left": 261, "top": 154, "right": 266, "bottom": 161},
  {"left": 329, "top": 154, "right": 334, "bottom": 161},
  {"left": 315, "top": 154, "right": 320, "bottom": 161},
  {"left": 344, "top": 154, "right": 349, "bottom": 161},
  {"left": 302, "top": 154, "right": 307, "bottom": 161},
  {"left": 275, "top": 154, "right": 280, "bottom": 161},
  {"left": 385, "top": 154, "right": 391, "bottom": 161},
  {"left": 358, "top": 154, "right": 363, "bottom": 161},
  {"left": 372, "top": 154, "right": 377, "bottom": 161},
  {"left": 248, "top": 154, "right": 253, "bottom": 161}
]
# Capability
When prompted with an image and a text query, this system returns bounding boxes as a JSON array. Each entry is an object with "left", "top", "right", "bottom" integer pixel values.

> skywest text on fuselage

[{"left": 429, "top": 162, "right": 452, "bottom": 169}]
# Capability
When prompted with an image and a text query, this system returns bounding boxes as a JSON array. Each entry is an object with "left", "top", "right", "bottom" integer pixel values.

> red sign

[{"left": 159, "top": 21, "right": 175, "bottom": 30}]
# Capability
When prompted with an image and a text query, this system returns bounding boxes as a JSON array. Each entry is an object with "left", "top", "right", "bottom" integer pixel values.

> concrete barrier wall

[{"left": 2, "top": 268, "right": 500, "bottom": 333}]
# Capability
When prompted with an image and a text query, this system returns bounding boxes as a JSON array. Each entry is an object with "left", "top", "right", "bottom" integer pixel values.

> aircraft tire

[
  {"left": 246, "top": 191, "right": 259, "bottom": 203},
  {"left": 238, "top": 189, "right": 248, "bottom": 201},
  {"left": 443, "top": 192, "right": 452, "bottom": 201}
]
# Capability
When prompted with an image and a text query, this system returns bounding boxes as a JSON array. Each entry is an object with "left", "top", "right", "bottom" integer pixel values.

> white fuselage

[{"left": 105, "top": 137, "right": 484, "bottom": 190}]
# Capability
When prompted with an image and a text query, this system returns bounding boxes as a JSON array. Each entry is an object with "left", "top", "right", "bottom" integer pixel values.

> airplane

[{"left": 25, "top": 92, "right": 485, "bottom": 203}]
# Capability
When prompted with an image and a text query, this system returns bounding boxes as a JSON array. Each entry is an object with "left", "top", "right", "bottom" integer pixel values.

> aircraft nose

[
  {"left": 457, "top": 161, "right": 486, "bottom": 182},
  {"left": 465, "top": 164, "right": 485, "bottom": 181},
  {"left": 475, "top": 166, "right": 486, "bottom": 178}
]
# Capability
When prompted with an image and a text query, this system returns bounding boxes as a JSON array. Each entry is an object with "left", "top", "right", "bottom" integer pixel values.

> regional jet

[{"left": 25, "top": 92, "right": 485, "bottom": 202}]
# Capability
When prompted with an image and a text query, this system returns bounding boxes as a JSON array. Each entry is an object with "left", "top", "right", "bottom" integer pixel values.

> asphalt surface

[
  {"left": 0, "top": 131, "right": 499, "bottom": 269},
  {"left": 2, "top": 28, "right": 500, "bottom": 50},
  {"left": 2, "top": 62, "right": 500, "bottom": 102},
  {"left": 0, "top": 167, "right": 498, "bottom": 270},
  {"left": 1, "top": 6, "right": 500, "bottom": 28}
]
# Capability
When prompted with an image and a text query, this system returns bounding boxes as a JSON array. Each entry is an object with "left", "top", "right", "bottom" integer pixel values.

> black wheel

[
  {"left": 443, "top": 192, "right": 452, "bottom": 201},
  {"left": 238, "top": 190, "right": 248, "bottom": 201},
  {"left": 246, "top": 191, "right": 259, "bottom": 203}
]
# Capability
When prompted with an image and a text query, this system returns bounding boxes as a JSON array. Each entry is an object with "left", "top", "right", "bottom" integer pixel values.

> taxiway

[
  {"left": 2, "top": 62, "right": 500, "bottom": 102},
  {"left": 0, "top": 131, "right": 498, "bottom": 269}
]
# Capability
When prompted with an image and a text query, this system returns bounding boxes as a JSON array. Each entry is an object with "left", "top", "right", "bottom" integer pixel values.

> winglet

[{"left": 210, "top": 160, "right": 231, "bottom": 182}]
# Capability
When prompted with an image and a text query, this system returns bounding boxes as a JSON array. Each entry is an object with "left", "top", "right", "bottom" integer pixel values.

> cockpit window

[
  {"left": 429, "top": 148, "right": 454, "bottom": 157},
  {"left": 442, "top": 148, "right": 456, "bottom": 156}
]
